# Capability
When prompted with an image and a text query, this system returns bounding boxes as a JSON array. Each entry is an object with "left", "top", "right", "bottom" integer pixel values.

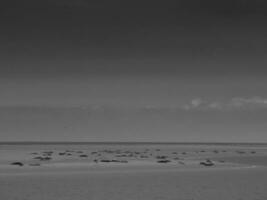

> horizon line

[{"left": 1, "top": 141, "right": 267, "bottom": 146}]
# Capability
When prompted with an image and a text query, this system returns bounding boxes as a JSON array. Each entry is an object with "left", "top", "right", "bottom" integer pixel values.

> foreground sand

[
  {"left": 0, "top": 143, "right": 267, "bottom": 199},
  {"left": 0, "top": 166, "right": 267, "bottom": 200}
]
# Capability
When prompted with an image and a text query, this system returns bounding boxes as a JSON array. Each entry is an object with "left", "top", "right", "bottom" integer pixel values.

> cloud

[
  {"left": 207, "top": 102, "right": 223, "bottom": 110},
  {"left": 229, "top": 97, "right": 267, "bottom": 107},
  {"left": 191, "top": 98, "right": 204, "bottom": 107},
  {"left": 182, "top": 97, "right": 267, "bottom": 111},
  {"left": 182, "top": 98, "right": 205, "bottom": 110}
]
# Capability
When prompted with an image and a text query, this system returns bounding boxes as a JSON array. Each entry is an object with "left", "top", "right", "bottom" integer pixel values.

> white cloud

[
  {"left": 182, "top": 97, "right": 267, "bottom": 111},
  {"left": 191, "top": 98, "right": 204, "bottom": 107},
  {"left": 229, "top": 97, "right": 267, "bottom": 107},
  {"left": 182, "top": 98, "right": 205, "bottom": 110}
]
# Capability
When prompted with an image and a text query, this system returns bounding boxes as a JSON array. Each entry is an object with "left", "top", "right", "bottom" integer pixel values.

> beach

[{"left": 0, "top": 143, "right": 267, "bottom": 200}]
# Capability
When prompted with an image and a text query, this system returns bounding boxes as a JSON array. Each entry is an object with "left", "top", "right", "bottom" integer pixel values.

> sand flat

[
  {"left": 1, "top": 143, "right": 267, "bottom": 199},
  {"left": 0, "top": 166, "right": 267, "bottom": 200}
]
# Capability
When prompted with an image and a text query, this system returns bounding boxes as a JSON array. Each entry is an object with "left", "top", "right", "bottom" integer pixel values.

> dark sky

[
  {"left": 1, "top": 0, "right": 267, "bottom": 77},
  {"left": 1, "top": 0, "right": 267, "bottom": 142}
]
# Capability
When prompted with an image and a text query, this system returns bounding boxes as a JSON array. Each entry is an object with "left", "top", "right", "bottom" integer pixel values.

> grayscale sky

[{"left": 1, "top": 0, "right": 267, "bottom": 142}]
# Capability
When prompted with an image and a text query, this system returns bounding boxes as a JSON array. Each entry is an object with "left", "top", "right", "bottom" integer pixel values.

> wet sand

[{"left": 0, "top": 143, "right": 267, "bottom": 199}]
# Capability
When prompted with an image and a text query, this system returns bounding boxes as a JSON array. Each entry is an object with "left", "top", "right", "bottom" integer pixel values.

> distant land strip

[{"left": 0, "top": 141, "right": 267, "bottom": 146}]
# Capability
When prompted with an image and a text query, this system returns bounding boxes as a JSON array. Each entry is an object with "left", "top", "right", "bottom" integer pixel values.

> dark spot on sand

[
  {"left": 111, "top": 159, "right": 128, "bottom": 163},
  {"left": 157, "top": 160, "right": 171, "bottom": 163},
  {"left": 34, "top": 156, "right": 52, "bottom": 161},
  {"left": 200, "top": 159, "right": 215, "bottom": 167},
  {"left": 11, "top": 162, "right": 24, "bottom": 166},
  {"left": 100, "top": 159, "right": 128, "bottom": 163}
]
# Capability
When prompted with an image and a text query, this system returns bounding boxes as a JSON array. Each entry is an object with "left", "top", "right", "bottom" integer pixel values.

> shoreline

[
  {"left": 0, "top": 164, "right": 261, "bottom": 176},
  {"left": 1, "top": 143, "right": 267, "bottom": 175},
  {"left": 0, "top": 158, "right": 262, "bottom": 176},
  {"left": 1, "top": 141, "right": 267, "bottom": 147}
]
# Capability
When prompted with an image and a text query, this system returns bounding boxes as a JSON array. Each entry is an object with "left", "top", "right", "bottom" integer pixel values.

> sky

[{"left": 1, "top": 0, "right": 267, "bottom": 142}]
